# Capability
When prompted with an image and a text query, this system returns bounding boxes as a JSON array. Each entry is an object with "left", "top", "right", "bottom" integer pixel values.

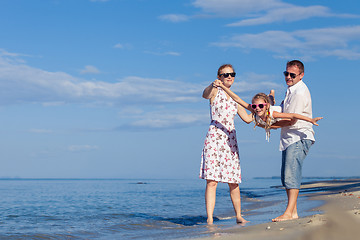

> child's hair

[
  {"left": 252, "top": 93, "right": 271, "bottom": 130},
  {"left": 252, "top": 93, "right": 270, "bottom": 104},
  {"left": 217, "top": 64, "right": 234, "bottom": 76}
]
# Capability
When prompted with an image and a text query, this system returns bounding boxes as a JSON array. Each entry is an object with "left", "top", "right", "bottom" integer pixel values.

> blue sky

[{"left": 0, "top": 0, "right": 359, "bottom": 179}]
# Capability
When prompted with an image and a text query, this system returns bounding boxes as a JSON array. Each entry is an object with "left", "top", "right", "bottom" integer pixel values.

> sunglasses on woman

[
  {"left": 283, "top": 71, "right": 300, "bottom": 79},
  {"left": 220, "top": 72, "right": 236, "bottom": 78},
  {"left": 251, "top": 103, "right": 267, "bottom": 109}
]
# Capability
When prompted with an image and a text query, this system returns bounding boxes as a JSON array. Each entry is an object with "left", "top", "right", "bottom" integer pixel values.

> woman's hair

[
  {"left": 217, "top": 64, "right": 234, "bottom": 76},
  {"left": 252, "top": 93, "right": 271, "bottom": 130}
]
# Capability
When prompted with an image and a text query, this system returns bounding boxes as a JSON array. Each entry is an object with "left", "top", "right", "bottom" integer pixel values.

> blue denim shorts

[{"left": 281, "top": 139, "right": 314, "bottom": 189}]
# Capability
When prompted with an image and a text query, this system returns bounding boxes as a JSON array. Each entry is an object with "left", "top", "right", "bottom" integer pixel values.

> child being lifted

[{"left": 212, "top": 79, "right": 323, "bottom": 141}]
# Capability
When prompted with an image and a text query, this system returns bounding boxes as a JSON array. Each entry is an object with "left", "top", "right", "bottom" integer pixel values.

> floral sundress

[{"left": 200, "top": 88, "right": 242, "bottom": 183}]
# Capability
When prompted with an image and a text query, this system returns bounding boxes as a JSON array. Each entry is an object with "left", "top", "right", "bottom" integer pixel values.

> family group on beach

[{"left": 200, "top": 60, "right": 323, "bottom": 225}]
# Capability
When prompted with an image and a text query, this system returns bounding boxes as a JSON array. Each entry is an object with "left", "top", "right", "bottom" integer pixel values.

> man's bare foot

[
  {"left": 272, "top": 213, "right": 293, "bottom": 222},
  {"left": 207, "top": 217, "right": 214, "bottom": 225},
  {"left": 236, "top": 216, "right": 249, "bottom": 224}
]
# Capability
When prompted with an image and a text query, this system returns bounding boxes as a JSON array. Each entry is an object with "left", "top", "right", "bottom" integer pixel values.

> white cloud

[
  {"left": 0, "top": 49, "right": 29, "bottom": 59},
  {"left": 0, "top": 51, "right": 285, "bottom": 108},
  {"left": 116, "top": 109, "right": 209, "bottom": 130},
  {"left": 159, "top": 14, "right": 189, "bottom": 23},
  {"left": 118, "top": 107, "right": 144, "bottom": 116},
  {"left": 321, "top": 49, "right": 360, "bottom": 60},
  {"left": 190, "top": 0, "right": 359, "bottom": 26},
  {"left": 114, "top": 43, "right": 124, "bottom": 49},
  {"left": 113, "top": 43, "right": 132, "bottom": 49},
  {"left": 164, "top": 51, "right": 181, "bottom": 56},
  {"left": 80, "top": 65, "right": 100, "bottom": 74},
  {"left": 28, "top": 128, "right": 53, "bottom": 134},
  {"left": 212, "top": 25, "right": 360, "bottom": 60},
  {"left": 113, "top": 72, "right": 282, "bottom": 131},
  {"left": 42, "top": 101, "right": 66, "bottom": 107},
  {"left": 0, "top": 51, "right": 284, "bottom": 132},
  {"left": 144, "top": 50, "right": 181, "bottom": 56},
  {"left": 213, "top": 30, "right": 299, "bottom": 51},
  {"left": 68, "top": 145, "right": 99, "bottom": 152},
  {"left": 0, "top": 52, "right": 201, "bottom": 105},
  {"left": 231, "top": 73, "right": 283, "bottom": 93},
  {"left": 226, "top": 5, "right": 331, "bottom": 26},
  {"left": 192, "top": 0, "right": 284, "bottom": 16}
]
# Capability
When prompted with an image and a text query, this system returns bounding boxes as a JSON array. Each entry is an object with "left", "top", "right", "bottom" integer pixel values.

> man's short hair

[{"left": 287, "top": 60, "right": 304, "bottom": 73}]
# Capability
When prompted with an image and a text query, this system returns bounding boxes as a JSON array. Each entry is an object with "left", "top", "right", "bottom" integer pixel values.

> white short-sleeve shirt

[{"left": 280, "top": 80, "right": 315, "bottom": 151}]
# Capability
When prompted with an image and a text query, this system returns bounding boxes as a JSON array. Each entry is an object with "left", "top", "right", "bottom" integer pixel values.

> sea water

[{"left": 0, "top": 177, "right": 336, "bottom": 239}]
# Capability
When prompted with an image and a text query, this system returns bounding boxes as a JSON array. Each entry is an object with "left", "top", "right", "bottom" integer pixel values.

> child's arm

[
  {"left": 213, "top": 80, "right": 252, "bottom": 111},
  {"left": 270, "top": 119, "right": 294, "bottom": 129},
  {"left": 255, "top": 119, "right": 294, "bottom": 129},
  {"left": 272, "top": 111, "right": 323, "bottom": 126}
]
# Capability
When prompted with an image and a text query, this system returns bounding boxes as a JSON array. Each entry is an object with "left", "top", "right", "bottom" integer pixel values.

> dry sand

[{"left": 197, "top": 179, "right": 360, "bottom": 240}]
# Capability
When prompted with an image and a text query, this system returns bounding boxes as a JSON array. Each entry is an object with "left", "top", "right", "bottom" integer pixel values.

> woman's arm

[
  {"left": 202, "top": 82, "right": 218, "bottom": 103},
  {"left": 272, "top": 111, "right": 323, "bottom": 126},
  {"left": 237, "top": 104, "right": 253, "bottom": 124},
  {"left": 214, "top": 80, "right": 252, "bottom": 111}
]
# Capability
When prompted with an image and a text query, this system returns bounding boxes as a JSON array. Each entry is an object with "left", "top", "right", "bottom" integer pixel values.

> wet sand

[{"left": 197, "top": 178, "right": 360, "bottom": 240}]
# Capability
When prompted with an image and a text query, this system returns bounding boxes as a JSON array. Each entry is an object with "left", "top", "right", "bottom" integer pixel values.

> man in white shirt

[{"left": 272, "top": 60, "right": 315, "bottom": 222}]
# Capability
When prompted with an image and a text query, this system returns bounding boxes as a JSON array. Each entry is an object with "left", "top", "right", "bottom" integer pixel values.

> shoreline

[{"left": 195, "top": 178, "right": 360, "bottom": 240}]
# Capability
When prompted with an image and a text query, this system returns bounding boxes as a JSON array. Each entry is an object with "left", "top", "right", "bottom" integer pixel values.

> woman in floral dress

[{"left": 200, "top": 64, "right": 252, "bottom": 225}]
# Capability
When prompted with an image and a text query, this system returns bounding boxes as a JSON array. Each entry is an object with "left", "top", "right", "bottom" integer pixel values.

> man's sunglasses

[
  {"left": 251, "top": 103, "right": 267, "bottom": 109},
  {"left": 220, "top": 72, "right": 236, "bottom": 78},
  {"left": 283, "top": 71, "right": 300, "bottom": 79}
]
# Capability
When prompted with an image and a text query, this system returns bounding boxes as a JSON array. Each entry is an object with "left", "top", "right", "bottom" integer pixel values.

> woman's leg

[
  {"left": 228, "top": 183, "right": 248, "bottom": 223},
  {"left": 205, "top": 180, "right": 218, "bottom": 224}
]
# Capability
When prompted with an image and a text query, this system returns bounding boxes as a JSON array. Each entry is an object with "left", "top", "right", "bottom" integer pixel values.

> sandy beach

[{"left": 197, "top": 179, "right": 360, "bottom": 240}]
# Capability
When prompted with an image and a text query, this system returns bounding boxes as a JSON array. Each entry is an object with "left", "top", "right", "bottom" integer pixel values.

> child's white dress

[{"left": 254, "top": 105, "right": 282, "bottom": 141}]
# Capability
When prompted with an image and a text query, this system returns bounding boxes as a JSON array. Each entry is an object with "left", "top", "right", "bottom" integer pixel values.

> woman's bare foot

[
  {"left": 207, "top": 217, "right": 214, "bottom": 225},
  {"left": 236, "top": 216, "right": 249, "bottom": 224}
]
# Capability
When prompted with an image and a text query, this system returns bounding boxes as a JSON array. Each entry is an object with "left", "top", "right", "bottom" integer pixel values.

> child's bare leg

[
  {"left": 205, "top": 180, "right": 218, "bottom": 224},
  {"left": 269, "top": 89, "right": 275, "bottom": 106},
  {"left": 272, "top": 188, "right": 299, "bottom": 222},
  {"left": 228, "top": 183, "right": 248, "bottom": 223}
]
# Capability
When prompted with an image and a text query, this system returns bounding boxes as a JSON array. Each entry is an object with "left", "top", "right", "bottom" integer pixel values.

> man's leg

[
  {"left": 272, "top": 188, "right": 299, "bottom": 221},
  {"left": 272, "top": 140, "right": 313, "bottom": 222},
  {"left": 286, "top": 188, "right": 299, "bottom": 219}
]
